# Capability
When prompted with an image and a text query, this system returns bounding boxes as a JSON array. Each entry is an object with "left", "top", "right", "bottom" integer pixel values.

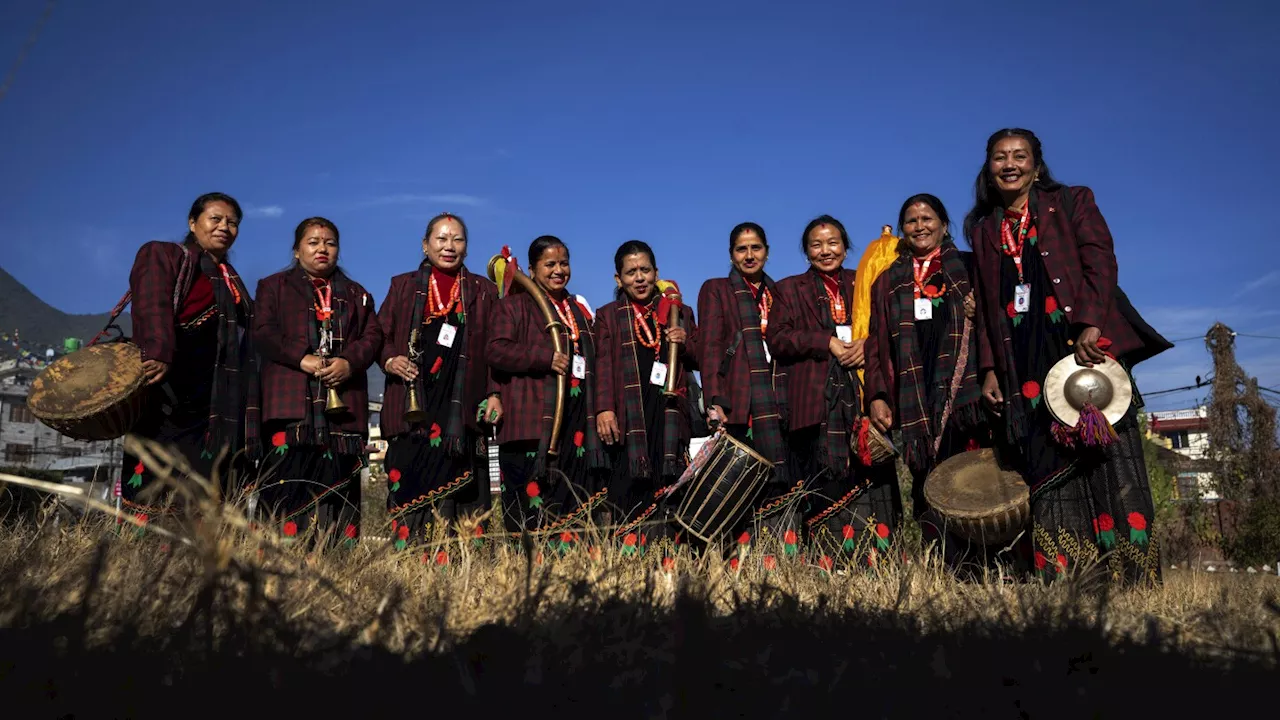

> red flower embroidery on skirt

[
  {"left": 783, "top": 529, "right": 798, "bottom": 545},
  {"left": 662, "top": 556, "right": 675, "bottom": 572},
  {"left": 133, "top": 461, "right": 145, "bottom": 475},
  {"left": 1128, "top": 512, "right": 1147, "bottom": 531},
  {"left": 283, "top": 521, "right": 298, "bottom": 537},
  {"left": 737, "top": 531, "right": 751, "bottom": 546},
  {"left": 818, "top": 555, "right": 834, "bottom": 572},
  {"left": 1096, "top": 513, "right": 1115, "bottom": 532},
  {"left": 1055, "top": 554, "right": 1067, "bottom": 573},
  {"left": 875, "top": 523, "right": 890, "bottom": 539},
  {"left": 1006, "top": 301, "right": 1018, "bottom": 319},
  {"left": 396, "top": 524, "right": 410, "bottom": 541},
  {"left": 1034, "top": 551, "right": 1047, "bottom": 570},
  {"left": 841, "top": 525, "right": 855, "bottom": 540},
  {"left": 623, "top": 533, "right": 638, "bottom": 547},
  {"left": 429, "top": 423, "right": 442, "bottom": 439},
  {"left": 762, "top": 555, "right": 777, "bottom": 571},
  {"left": 435, "top": 550, "right": 449, "bottom": 566},
  {"left": 135, "top": 513, "right": 149, "bottom": 525},
  {"left": 271, "top": 431, "right": 287, "bottom": 448},
  {"left": 344, "top": 524, "right": 358, "bottom": 539},
  {"left": 1045, "top": 296, "right": 1059, "bottom": 314},
  {"left": 526, "top": 481, "right": 540, "bottom": 498},
  {"left": 1022, "top": 380, "right": 1041, "bottom": 400},
  {"left": 729, "top": 557, "right": 740, "bottom": 572},
  {"left": 559, "top": 531, "right": 575, "bottom": 545}
]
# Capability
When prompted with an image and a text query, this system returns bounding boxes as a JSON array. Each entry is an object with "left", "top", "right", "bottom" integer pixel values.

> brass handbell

[
  {"left": 404, "top": 383, "right": 427, "bottom": 424},
  {"left": 325, "top": 386, "right": 348, "bottom": 416}
]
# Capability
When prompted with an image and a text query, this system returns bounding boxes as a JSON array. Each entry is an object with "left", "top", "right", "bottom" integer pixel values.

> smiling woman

[
  {"left": 377, "top": 213, "right": 501, "bottom": 550},
  {"left": 964, "top": 127, "right": 1167, "bottom": 586},
  {"left": 249, "top": 217, "right": 385, "bottom": 545},
  {"left": 119, "top": 192, "right": 260, "bottom": 518}
]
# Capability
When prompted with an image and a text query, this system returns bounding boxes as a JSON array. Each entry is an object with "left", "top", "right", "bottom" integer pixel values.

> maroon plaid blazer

[
  {"left": 770, "top": 268, "right": 855, "bottom": 430},
  {"left": 593, "top": 299, "right": 700, "bottom": 422},
  {"left": 698, "top": 277, "right": 775, "bottom": 420},
  {"left": 252, "top": 270, "right": 383, "bottom": 434},
  {"left": 487, "top": 291, "right": 597, "bottom": 444},
  {"left": 377, "top": 268, "right": 496, "bottom": 439},
  {"left": 128, "top": 241, "right": 202, "bottom": 364},
  {"left": 972, "top": 186, "right": 1140, "bottom": 375}
]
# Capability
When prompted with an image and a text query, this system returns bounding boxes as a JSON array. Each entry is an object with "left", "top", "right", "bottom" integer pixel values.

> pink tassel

[{"left": 1076, "top": 403, "right": 1117, "bottom": 447}]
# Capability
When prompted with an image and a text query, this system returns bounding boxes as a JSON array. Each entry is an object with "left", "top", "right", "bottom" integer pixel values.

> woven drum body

[
  {"left": 674, "top": 432, "right": 774, "bottom": 544},
  {"left": 27, "top": 342, "right": 147, "bottom": 442},
  {"left": 923, "top": 448, "right": 1030, "bottom": 546}
]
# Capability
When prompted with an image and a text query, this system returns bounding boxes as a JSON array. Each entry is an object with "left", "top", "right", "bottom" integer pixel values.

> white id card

[
  {"left": 763, "top": 340, "right": 772, "bottom": 364},
  {"left": 836, "top": 325, "right": 853, "bottom": 343},
  {"left": 650, "top": 361, "right": 668, "bottom": 386},
  {"left": 437, "top": 323, "right": 457, "bottom": 348},
  {"left": 572, "top": 354, "right": 587, "bottom": 380},
  {"left": 1014, "top": 284, "right": 1031, "bottom": 314},
  {"left": 914, "top": 298, "right": 934, "bottom": 321}
]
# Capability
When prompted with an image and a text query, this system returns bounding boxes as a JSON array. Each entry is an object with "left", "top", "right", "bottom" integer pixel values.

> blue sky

[{"left": 1, "top": 0, "right": 1277, "bottom": 413}]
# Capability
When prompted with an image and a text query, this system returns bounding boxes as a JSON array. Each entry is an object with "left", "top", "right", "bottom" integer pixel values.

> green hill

[{"left": 0, "top": 266, "right": 130, "bottom": 353}]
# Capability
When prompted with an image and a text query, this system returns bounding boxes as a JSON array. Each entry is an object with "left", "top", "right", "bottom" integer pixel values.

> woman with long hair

[
  {"left": 251, "top": 217, "right": 384, "bottom": 542},
  {"left": 864, "top": 195, "right": 989, "bottom": 572},
  {"left": 594, "top": 240, "right": 699, "bottom": 547},
  {"left": 120, "top": 192, "right": 260, "bottom": 519},
  {"left": 771, "top": 215, "right": 903, "bottom": 563},
  {"left": 488, "top": 236, "right": 607, "bottom": 537},
  {"left": 378, "top": 213, "right": 501, "bottom": 550},
  {"left": 964, "top": 128, "right": 1162, "bottom": 585},
  {"left": 696, "top": 222, "right": 796, "bottom": 549}
]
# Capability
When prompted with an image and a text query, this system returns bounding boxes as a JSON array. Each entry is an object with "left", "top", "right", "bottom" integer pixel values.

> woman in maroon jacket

[
  {"left": 772, "top": 214, "right": 902, "bottom": 563},
  {"left": 964, "top": 128, "right": 1161, "bottom": 586},
  {"left": 594, "top": 240, "right": 699, "bottom": 547},
  {"left": 696, "top": 222, "right": 795, "bottom": 549},
  {"left": 864, "top": 195, "right": 988, "bottom": 573},
  {"left": 251, "top": 217, "right": 383, "bottom": 543},
  {"left": 121, "top": 192, "right": 259, "bottom": 519},
  {"left": 378, "top": 213, "right": 501, "bottom": 550},
  {"left": 488, "top": 236, "right": 606, "bottom": 536}
]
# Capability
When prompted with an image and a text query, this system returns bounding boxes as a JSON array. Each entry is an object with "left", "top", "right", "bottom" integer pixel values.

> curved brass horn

[{"left": 487, "top": 254, "right": 567, "bottom": 457}]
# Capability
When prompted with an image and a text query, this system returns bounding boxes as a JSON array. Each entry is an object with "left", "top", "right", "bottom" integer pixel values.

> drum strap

[{"left": 92, "top": 245, "right": 198, "bottom": 347}]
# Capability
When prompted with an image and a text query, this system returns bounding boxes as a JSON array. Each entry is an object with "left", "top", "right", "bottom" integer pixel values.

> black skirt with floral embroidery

[{"left": 996, "top": 238, "right": 1160, "bottom": 586}]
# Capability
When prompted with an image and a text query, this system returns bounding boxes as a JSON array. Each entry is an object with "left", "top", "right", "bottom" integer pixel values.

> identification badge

[
  {"left": 763, "top": 340, "right": 772, "bottom": 364},
  {"left": 437, "top": 323, "right": 457, "bottom": 348},
  {"left": 572, "top": 354, "right": 586, "bottom": 380},
  {"left": 650, "top": 361, "right": 668, "bottom": 386},
  {"left": 836, "top": 325, "right": 853, "bottom": 343},
  {"left": 1014, "top": 284, "right": 1031, "bottom": 314},
  {"left": 914, "top": 298, "right": 934, "bottom": 321}
]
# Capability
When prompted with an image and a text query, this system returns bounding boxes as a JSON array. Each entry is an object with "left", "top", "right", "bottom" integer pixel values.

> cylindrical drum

[
  {"left": 673, "top": 431, "right": 774, "bottom": 544},
  {"left": 27, "top": 341, "right": 147, "bottom": 441},
  {"left": 923, "top": 447, "right": 1030, "bottom": 546}
]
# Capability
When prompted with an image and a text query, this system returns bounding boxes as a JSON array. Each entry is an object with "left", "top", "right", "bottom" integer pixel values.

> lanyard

[
  {"left": 911, "top": 248, "right": 945, "bottom": 300},
  {"left": 819, "top": 272, "right": 847, "bottom": 324},
  {"left": 553, "top": 296, "right": 581, "bottom": 352},
  {"left": 313, "top": 280, "right": 332, "bottom": 322},
  {"left": 748, "top": 282, "right": 772, "bottom": 336},
  {"left": 1000, "top": 204, "right": 1032, "bottom": 285},
  {"left": 218, "top": 264, "right": 242, "bottom": 305}
]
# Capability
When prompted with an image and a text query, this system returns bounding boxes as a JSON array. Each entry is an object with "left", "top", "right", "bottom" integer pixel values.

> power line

[{"left": 0, "top": 0, "right": 56, "bottom": 106}]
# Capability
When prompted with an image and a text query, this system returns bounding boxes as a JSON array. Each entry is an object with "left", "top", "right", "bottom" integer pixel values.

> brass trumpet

[{"left": 404, "top": 328, "right": 428, "bottom": 425}]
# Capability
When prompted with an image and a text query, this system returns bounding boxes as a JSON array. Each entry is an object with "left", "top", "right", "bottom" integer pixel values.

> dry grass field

[{"left": 1, "top": 444, "right": 1278, "bottom": 718}]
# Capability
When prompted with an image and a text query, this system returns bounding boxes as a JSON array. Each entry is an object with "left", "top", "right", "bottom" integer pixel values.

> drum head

[
  {"left": 923, "top": 448, "right": 1028, "bottom": 520},
  {"left": 28, "top": 342, "right": 145, "bottom": 421}
]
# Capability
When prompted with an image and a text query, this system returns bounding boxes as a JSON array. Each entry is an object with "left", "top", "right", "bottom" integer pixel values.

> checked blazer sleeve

[
  {"left": 252, "top": 276, "right": 311, "bottom": 369},
  {"left": 128, "top": 241, "right": 182, "bottom": 364},
  {"left": 337, "top": 285, "right": 384, "bottom": 372},
  {"left": 1064, "top": 186, "right": 1118, "bottom": 333}
]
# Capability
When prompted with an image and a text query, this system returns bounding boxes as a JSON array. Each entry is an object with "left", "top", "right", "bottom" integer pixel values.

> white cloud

[
  {"left": 245, "top": 205, "right": 284, "bottom": 219},
  {"left": 1233, "top": 270, "right": 1280, "bottom": 299},
  {"left": 353, "top": 193, "right": 487, "bottom": 209}
]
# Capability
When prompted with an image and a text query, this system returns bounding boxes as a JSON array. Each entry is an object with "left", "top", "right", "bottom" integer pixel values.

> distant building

[
  {"left": 0, "top": 358, "right": 122, "bottom": 484},
  {"left": 1145, "top": 405, "right": 1217, "bottom": 500}
]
